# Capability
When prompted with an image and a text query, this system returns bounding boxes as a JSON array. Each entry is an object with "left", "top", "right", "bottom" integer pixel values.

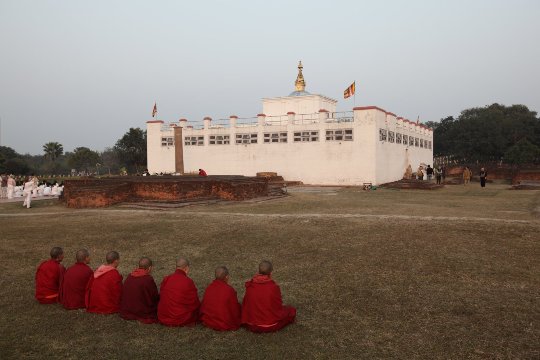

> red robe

[
  {"left": 120, "top": 269, "right": 159, "bottom": 324},
  {"left": 157, "top": 269, "right": 200, "bottom": 326},
  {"left": 241, "top": 274, "right": 296, "bottom": 333},
  {"left": 59, "top": 262, "right": 93, "bottom": 309},
  {"left": 198, "top": 169, "right": 207, "bottom": 177},
  {"left": 35, "top": 259, "right": 65, "bottom": 304},
  {"left": 200, "top": 279, "right": 241, "bottom": 331},
  {"left": 85, "top": 265, "right": 123, "bottom": 314}
]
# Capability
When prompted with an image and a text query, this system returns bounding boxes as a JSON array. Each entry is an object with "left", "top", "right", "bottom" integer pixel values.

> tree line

[
  {"left": 0, "top": 128, "right": 147, "bottom": 176},
  {"left": 425, "top": 103, "right": 540, "bottom": 164}
]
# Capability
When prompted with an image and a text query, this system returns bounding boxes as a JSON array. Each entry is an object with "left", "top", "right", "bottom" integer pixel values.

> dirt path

[{"left": 1, "top": 209, "right": 538, "bottom": 225}]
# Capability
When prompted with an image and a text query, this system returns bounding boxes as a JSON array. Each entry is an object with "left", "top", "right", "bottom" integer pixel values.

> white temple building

[{"left": 146, "top": 62, "right": 433, "bottom": 185}]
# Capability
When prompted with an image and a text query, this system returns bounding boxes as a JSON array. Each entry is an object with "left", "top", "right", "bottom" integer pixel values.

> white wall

[
  {"left": 146, "top": 106, "right": 433, "bottom": 185},
  {"left": 147, "top": 121, "right": 176, "bottom": 174},
  {"left": 262, "top": 94, "right": 337, "bottom": 116}
]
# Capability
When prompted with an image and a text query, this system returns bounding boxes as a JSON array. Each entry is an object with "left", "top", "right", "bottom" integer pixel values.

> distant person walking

[
  {"left": 22, "top": 176, "right": 36, "bottom": 208},
  {"left": 435, "top": 167, "right": 442, "bottom": 184},
  {"left": 480, "top": 167, "right": 488, "bottom": 188},
  {"left": 426, "top": 165, "right": 433, "bottom": 181},
  {"left": 441, "top": 165, "right": 446, "bottom": 183},
  {"left": 463, "top": 166, "right": 472, "bottom": 185},
  {"left": 416, "top": 166, "right": 424, "bottom": 181},
  {"left": 7, "top": 175, "right": 16, "bottom": 199}
]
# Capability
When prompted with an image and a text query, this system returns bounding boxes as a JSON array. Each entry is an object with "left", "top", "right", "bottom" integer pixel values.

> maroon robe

[
  {"left": 59, "top": 262, "right": 93, "bottom": 309},
  {"left": 35, "top": 259, "right": 65, "bottom": 304},
  {"left": 85, "top": 265, "right": 123, "bottom": 314},
  {"left": 157, "top": 269, "right": 200, "bottom": 326},
  {"left": 241, "top": 274, "right": 296, "bottom": 333},
  {"left": 200, "top": 279, "right": 241, "bottom": 331},
  {"left": 120, "top": 269, "right": 159, "bottom": 324}
]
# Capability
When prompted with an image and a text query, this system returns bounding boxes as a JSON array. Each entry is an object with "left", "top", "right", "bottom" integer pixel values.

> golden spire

[{"left": 294, "top": 61, "right": 306, "bottom": 92}]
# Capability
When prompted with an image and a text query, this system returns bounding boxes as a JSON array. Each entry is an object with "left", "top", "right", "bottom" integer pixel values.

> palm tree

[{"left": 43, "top": 142, "right": 64, "bottom": 161}]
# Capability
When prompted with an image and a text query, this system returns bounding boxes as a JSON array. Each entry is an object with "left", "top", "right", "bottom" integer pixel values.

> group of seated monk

[{"left": 35, "top": 247, "right": 296, "bottom": 332}]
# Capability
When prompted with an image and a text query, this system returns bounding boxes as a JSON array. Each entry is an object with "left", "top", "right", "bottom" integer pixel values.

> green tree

[
  {"left": 43, "top": 142, "right": 64, "bottom": 161},
  {"left": 504, "top": 138, "right": 540, "bottom": 164},
  {"left": 114, "top": 128, "right": 147, "bottom": 173},
  {"left": 67, "top": 147, "right": 101, "bottom": 174},
  {"left": 432, "top": 104, "right": 540, "bottom": 162}
]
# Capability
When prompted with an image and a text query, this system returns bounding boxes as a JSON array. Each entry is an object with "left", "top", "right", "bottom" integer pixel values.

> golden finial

[{"left": 294, "top": 61, "right": 306, "bottom": 92}]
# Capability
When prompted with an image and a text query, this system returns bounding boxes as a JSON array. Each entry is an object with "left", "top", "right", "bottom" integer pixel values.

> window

[
  {"left": 403, "top": 134, "right": 408, "bottom": 146},
  {"left": 209, "top": 135, "right": 230, "bottom": 145},
  {"left": 326, "top": 129, "right": 353, "bottom": 141},
  {"left": 235, "top": 133, "right": 258, "bottom": 144},
  {"left": 428, "top": 141, "right": 432, "bottom": 149},
  {"left": 414, "top": 137, "right": 419, "bottom": 147},
  {"left": 396, "top": 133, "right": 402, "bottom": 144},
  {"left": 294, "top": 131, "right": 319, "bottom": 142},
  {"left": 379, "top": 128, "right": 387, "bottom": 141},
  {"left": 184, "top": 136, "right": 204, "bottom": 146},
  {"left": 388, "top": 131, "right": 395, "bottom": 143},
  {"left": 161, "top": 137, "right": 174, "bottom": 147},
  {"left": 409, "top": 136, "right": 414, "bottom": 146},
  {"left": 264, "top": 132, "right": 288, "bottom": 143},
  {"left": 420, "top": 139, "right": 424, "bottom": 148}
]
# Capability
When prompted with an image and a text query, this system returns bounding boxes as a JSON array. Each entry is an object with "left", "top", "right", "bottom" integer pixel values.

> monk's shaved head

[
  {"left": 176, "top": 258, "right": 190, "bottom": 269},
  {"left": 215, "top": 266, "right": 229, "bottom": 280},
  {"left": 138, "top": 257, "right": 153, "bottom": 270},
  {"left": 50, "top": 247, "right": 63, "bottom": 259},
  {"left": 258, "top": 260, "right": 273, "bottom": 275},
  {"left": 106, "top": 251, "right": 120, "bottom": 264},
  {"left": 76, "top": 249, "right": 90, "bottom": 263}
]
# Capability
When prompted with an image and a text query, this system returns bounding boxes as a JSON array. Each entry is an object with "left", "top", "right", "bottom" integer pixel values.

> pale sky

[{"left": 1, "top": 0, "right": 539, "bottom": 155}]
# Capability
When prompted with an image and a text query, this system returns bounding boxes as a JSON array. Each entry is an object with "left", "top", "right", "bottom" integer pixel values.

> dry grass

[{"left": 0, "top": 184, "right": 539, "bottom": 359}]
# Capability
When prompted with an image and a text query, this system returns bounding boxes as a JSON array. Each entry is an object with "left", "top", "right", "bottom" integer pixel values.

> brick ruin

[{"left": 61, "top": 176, "right": 271, "bottom": 208}]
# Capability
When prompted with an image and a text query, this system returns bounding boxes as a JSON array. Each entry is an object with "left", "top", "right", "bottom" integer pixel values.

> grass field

[{"left": 0, "top": 184, "right": 539, "bottom": 359}]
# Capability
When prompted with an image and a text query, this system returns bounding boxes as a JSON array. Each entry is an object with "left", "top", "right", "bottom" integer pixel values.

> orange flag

[{"left": 344, "top": 82, "right": 355, "bottom": 99}]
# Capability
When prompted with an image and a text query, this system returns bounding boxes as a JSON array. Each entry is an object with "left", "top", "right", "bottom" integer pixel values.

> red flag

[
  {"left": 344, "top": 82, "right": 355, "bottom": 99},
  {"left": 152, "top": 103, "right": 157, "bottom": 118}
]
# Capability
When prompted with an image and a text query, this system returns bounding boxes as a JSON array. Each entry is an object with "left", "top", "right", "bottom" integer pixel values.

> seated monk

[
  {"left": 60, "top": 249, "right": 93, "bottom": 310},
  {"left": 241, "top": 260, "right": 296, "bottom": 333},
  {"left": 85, "top": 251, "right": 123, "bottom": 314},
  {"left": 157, "top": 258, "right": 200, "bottom": 326},
  {"left": 198, "top": 168, "right": 207, "bottom": 177},
  {"left": 35, "top": 247, "right": 65, "bottom": 304},
  {"left": 120, "top": 257, "right": 159, "bottom": 324},
  {"left": 200, "top": 266, "right": 241, "bottom": 331}
]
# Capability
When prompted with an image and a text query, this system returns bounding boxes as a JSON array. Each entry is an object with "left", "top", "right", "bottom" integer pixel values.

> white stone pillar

[
  {"left": 287, "top": 111, "right": 296, "bottom": 124},
  {"left": 318, "top": 109, "right": 329, "bottom": 122},
  {"left": 203, "top": 116, "right": 212, "bottom": 130},
  {"left": 229, "top": 115, "right": 237, "bottom": 128},
  {"left": 257, "top": 113, "right": 266, "bottom": 126}
]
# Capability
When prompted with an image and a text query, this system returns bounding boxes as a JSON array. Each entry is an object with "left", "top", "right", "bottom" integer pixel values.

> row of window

[
  {"left": 164, "top": 129, "right": 355, "bottom": 146},
  {"left": 379, "top": 129, "right": 432, "bottom": 149}
]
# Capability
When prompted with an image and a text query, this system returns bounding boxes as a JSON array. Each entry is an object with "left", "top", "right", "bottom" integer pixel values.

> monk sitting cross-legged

[
  {"left": 200, "top": 266, "right": 242, "bottom": 331},
  {"left": 241, "top": 260, "right": 296, "bottom": 333},
  {"left": 35, "top": 247, "right": 65, "bottom": 304},
  {"left": 157, "top": 258, "right": 200, "bottom": 327},
  {"left": 120, "top": 257, "right": 159, "bottom": 324},
  {"left": 85, "top": 251, "right": 123, "bottom": 314},
  {"left": 60, "top": 249, "right": 93, "bottom": 310}
]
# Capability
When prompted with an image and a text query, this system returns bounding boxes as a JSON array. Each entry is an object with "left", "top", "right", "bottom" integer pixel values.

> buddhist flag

[
  {"left": 152, "top": 102, "right": 157, "bottom": 118},
  {"left": 344, "top": 82, "right": 355, "bottom": 99}
]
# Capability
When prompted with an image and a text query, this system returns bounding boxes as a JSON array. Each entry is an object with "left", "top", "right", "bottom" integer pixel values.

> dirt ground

[{"left": 0, "top": 184, "right": 538, "bottom": 359}]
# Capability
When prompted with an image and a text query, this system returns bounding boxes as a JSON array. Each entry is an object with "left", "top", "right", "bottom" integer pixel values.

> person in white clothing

[
  {"left": 22, "top": 176, "right": 35, "bottom": 208},
  {"left": 7, "top": 175, "right": 16, "bottom": 199}
]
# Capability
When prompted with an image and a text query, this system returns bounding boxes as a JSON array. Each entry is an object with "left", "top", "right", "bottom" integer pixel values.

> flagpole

[{"left": 353, "top": 80, "right": 356, "bottom": 108}]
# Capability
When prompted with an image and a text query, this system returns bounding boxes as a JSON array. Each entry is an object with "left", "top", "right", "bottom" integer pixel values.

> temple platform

[{"left": 61, "top": 176, "right": 279, "bottom": 208}]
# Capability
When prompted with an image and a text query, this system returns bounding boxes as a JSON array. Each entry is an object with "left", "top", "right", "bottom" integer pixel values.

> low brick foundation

[{"left": 61, "top": 176, "right": 269, "bottom": 208}]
